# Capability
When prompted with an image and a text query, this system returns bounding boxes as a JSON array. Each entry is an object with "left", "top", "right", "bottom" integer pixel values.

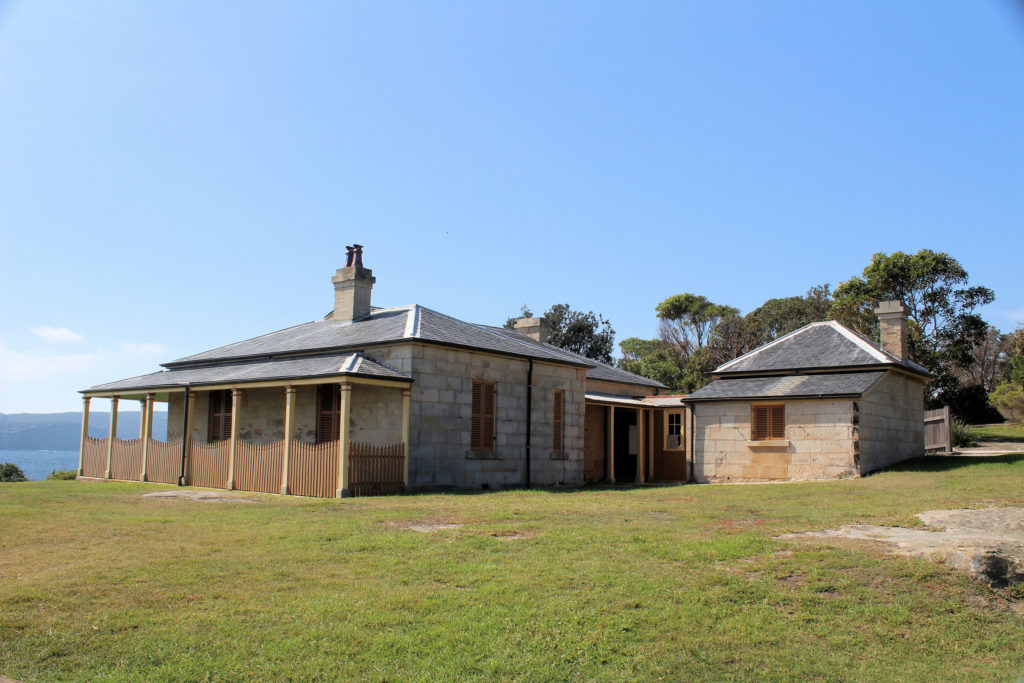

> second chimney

[
  {"left": 331, "top": 244, "right": 375, "bottom": 322},
  {"left": 514, "top": 316, "right": 550, "bottom": 343},
  {"left": 874, "top": 300, "right": 908, "bottom": 360}
]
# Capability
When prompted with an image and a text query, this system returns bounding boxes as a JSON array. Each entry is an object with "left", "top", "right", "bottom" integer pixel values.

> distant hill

[{"left": 0, "top": 412, "right": 169, "bottom": 450}]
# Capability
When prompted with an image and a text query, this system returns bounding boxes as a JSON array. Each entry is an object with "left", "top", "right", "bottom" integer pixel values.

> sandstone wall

[
  {"left": 692, "top": 399, "right": 857, "bottom": 482},
  {"left": 857, "top": 371, "right": 925, "bottom": 474}
]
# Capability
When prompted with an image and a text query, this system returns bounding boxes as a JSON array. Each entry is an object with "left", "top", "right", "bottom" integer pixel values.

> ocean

[{"left": 1, "top": 450, "right": 80, "bottom": 481}]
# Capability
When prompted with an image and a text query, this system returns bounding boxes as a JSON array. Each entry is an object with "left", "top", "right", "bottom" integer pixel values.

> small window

[
  {"left": 471, "top": 380, "right": 496, "bottom": 451},
  {"left": 552, "top": 389, "right": 564, "bottom": 453},
  {"left": 751, "top": 404, "right": 785, "bottom": 441},
  {"left": 316, "top": 385, "right": 340, "bottom": 443},
  {"left": 208, "top": 389, "right": 232, "bottom": 443},
  {"left": 665, "top": 411, "right": 683, "bottom": 450}
]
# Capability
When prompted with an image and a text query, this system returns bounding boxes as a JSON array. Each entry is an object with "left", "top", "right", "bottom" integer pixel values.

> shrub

[
  {"left": 47, "top": 469, "right": 78, "bottom": 480},
  {"left": 990, "top": 382, "right": 1024, "bottom": 423},
  {"left": 950, "top": 419, "right": 977, "bottom": 449},
  {"left": 0, "top": 463, "right": 27, "bottom": 482}
]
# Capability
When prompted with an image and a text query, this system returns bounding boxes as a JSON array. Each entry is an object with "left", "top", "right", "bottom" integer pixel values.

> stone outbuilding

[
  {"left": 77, "top": 246, "right": 674, "bottom": 496},
  {"left": 682, "top": 302, "right": 930, "bottom": 482}
]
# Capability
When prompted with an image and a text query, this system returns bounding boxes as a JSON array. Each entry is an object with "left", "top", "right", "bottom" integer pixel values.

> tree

[
  {"left": 746, "top": 285, "right": 833, "bottom": 342},
  {"left": 956, "top": 326, "right": 1014, "bottom": 393},
  {"left": 830, "top": 250, "right": 995, "bottom": 401},
  {"left": 0, "top": 463, "right": 27, "bottom": 482},
  {"left": 618, "top": 338, "right": 686, "bottom": 390},
  {"left": 655, "top": 294, "right": 737, "bottom": 356},
  {"left": 504, "top": 303, "right": 616, "bottom": 364}
]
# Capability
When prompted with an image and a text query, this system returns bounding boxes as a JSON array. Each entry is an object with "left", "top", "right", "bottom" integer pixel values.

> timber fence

[
  {"left": 146, "top": 439, "right": 182, "bottom": 484},
  {"left": 109, "top": 438, "right": 143, "bottom": 481},
  {"left": 925, "top": 407, "right": 953, "bottom": 454},
  {"left": 350, "top": 442, "right": 405, "bottom": 496},
  {"left": 288, "top": 440, "right": 338, "bottom": 498},
  {"left": 234, "top": 440, "right": 284, "bottom": 494},
  {"left": 188, "top": 439, "right": 230, "bottom": 489},
  {"left": 81, "top": 436, "right": 107, "bottom": 478}
]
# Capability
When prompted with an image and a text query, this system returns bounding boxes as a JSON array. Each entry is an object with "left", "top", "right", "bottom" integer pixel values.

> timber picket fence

[{"left": 78, "top": 436, "right": 405, "bottom": 497}]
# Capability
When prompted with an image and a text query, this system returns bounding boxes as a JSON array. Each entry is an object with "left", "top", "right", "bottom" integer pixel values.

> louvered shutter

[
  {"left": 752, "top": 406, "right": 769, "bottom": 441},
  {"left": 208, "top": 390, "right": 232, "bottom": 442},
  {"left": 471, "top": 380, "right": 496, "bottom": 452},
  {"left": 317, "top": 385, "right": 340, "bottom": 443},
  {"left": 769, "top": 405, "right": 785, "bottom": 440},
  {"left": 552, "top": 390, "right": 563, "bottom": 452}
]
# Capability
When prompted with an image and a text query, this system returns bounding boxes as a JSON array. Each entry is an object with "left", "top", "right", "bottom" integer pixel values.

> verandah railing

[{"left": 79, "top": 436, "right": 405, "bottom": 498}]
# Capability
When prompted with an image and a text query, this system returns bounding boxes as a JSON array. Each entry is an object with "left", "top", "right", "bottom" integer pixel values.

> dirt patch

[
  {"left": 777, "top": 573, "right": 808, "bottom": 587},
  {"left": 783, "top": 507, "right": 1024, "bottom": 586},
  {"left": 488, "top": 531, "right": 536, "bottom": 540},
  {"left": 142, "top": 490, "right": 254, "bottom": 503},
  {"left": 387, "top": 520, "right": 464, "bottom": 533}
]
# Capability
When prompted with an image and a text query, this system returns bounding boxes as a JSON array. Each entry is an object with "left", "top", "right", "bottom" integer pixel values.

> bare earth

[
  {"left": 784, "top": 507, "right": 1024, "bottom": 586},
  {"left": 142, "top": 490, "right": 254, "bottom": 503}
]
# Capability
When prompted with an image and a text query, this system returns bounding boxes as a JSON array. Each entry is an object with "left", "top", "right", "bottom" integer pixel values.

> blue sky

[{"left": 1, "top": 1, "right": 1022, "bottom": 413}]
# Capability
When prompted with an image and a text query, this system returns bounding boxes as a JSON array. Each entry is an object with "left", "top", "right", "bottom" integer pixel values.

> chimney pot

[
  {"left": 874, "top": 300, "right": 908, "bottom": 361},
  {"left": 331, "top": 245, "right": 375, "bottom": 322}
]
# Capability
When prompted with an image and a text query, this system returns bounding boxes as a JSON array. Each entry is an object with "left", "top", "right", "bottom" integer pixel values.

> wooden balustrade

[
  {"left": 109, "top": 438, "right": 143, "bottom": 481},
  {"left": 81, "top": 436, "right": 108, "bottom": 478},
  {"left": 288, "top": 440, "right": 338, "bottom": 498},
  {"left": 349, "top": 441, "right": 405, "bottom": 496},
  {"left": 234, "top": 441, "right": 284, "bottom": 494},
  {"left": 146, "top": 439, "right": 183, "bottom": 484},
  {"left": 188, "top": 439, "right": 230, "bottom": 489}
]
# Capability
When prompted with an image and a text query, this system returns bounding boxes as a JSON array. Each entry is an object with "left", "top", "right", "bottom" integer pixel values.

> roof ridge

[
  {"left": 827, "top": 320, "right": 891, "bottom": 363},
  {"left": 361, "top": 354, "right": 409, "bottom": 377},
  {"left": 715, "top": 321, "right": 825, "bottom": 372},
  {"left": 165, "top": 320, "right": 320, "bottom": 366},
  {"left": 403, "top": 304, "right": 421, "bottom": 338}
]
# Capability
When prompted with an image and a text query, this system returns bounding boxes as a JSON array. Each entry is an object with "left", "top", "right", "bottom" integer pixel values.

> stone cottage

[
  {"left": 682, "top": 301, "right": 929, "bottom": 482},
  {"left": 78, "top": 246, "right": 677, "bottom": 496}
]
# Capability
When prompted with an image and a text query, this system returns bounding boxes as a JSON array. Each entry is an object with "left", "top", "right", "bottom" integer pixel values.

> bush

[
  {"left": 950, "top": 419, "right": 977, "bottom": 449},
  {"left": 932, "top": 383, "right": 1004, "bottom": 424},
  {"left": 0, "top": 463, "right": 27, "bottom": 482},
  {"left": 990, "top": 382, "right": 1024, "bottom": 423},
  {"left": 47, "top": 469, "right": 78, "bottom": 480}
]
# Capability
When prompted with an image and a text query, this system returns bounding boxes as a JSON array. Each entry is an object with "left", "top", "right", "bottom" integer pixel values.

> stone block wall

[
  {"left": 692, "top": 399, "right": 857, "bottom": 482},
  {"left": 400, "top": 344, "right": 585, "bottom": 490},
  {"left": 857, "top": 371, "right": 925, "bottom": 473},
  {"left": 166, "top": 385, "right": 319, "bottom": 444},
  {"left": 585, "top": 379, "right": 655, "bottom": 397}
]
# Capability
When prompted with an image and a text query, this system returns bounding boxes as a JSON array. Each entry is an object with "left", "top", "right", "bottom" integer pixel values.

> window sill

[
  {"left": 466, "top": 450, "right": 501, "bottom": 460},
  {"left": 747, "top": 439, "right": 790, "bottom": 447}
]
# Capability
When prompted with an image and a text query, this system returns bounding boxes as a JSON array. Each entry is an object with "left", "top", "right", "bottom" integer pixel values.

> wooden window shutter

[
  {"left": 208, "top": 390, "right": 232, "bottom": 442},
  {"left": 769, "top": 405, "right": 785, "bottom": 440},
  {"left": 471, "top": 380, "right": 495, "bottom": 452},
  {"left": 316, "top": 385, "right": 340, "bottom": 443},
  {"left": 752, "top": 404, "right": 784, "bottom": 440},
  {"left": 552, "top": 389, "right": 564, "bottom": 453}
]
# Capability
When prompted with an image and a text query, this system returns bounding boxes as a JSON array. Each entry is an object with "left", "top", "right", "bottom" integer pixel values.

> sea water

[{"left": 0, "top": 450, "right": 80, "bottom": 481}]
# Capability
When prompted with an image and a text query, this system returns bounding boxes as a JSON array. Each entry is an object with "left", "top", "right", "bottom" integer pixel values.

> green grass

[
  {"left": 970, "top": 422, "right": 1024, "bottom": 443},
  {"left": 3, "top": 457, "right": 1024, "bottom": 681}
]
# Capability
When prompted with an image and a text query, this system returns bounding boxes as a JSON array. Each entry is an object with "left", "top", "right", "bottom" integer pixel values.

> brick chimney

[
  {"left": 331, "top": 245, "right": 375, "bottom": 322},
  {"left": 514, "top": 316, "right": 550, "bottom": 343},
  {"left": 874, "top": 300, "right": 908, "bottom": 360}
]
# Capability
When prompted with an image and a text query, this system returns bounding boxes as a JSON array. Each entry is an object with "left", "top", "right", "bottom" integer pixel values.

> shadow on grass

[{"left": 881, "top": 454, "right": 1024, "bottom": 474}]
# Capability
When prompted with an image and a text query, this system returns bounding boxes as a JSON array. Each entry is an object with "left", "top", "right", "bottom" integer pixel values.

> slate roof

[
  {"left": 714, "top": 321, "right": 930, "bottom": 377},
  {"left": 87, "top": 304, "right": 665, "bottom": 393},
  {"left": 686, "top": 371, "right": 886, "bottom": 402},
  {"left": 86, "top": 353, "right": 411, "bottom": 393}
]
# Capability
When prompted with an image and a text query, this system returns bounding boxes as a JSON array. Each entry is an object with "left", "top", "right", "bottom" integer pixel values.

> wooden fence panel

[
  {"left": 234, "top": 441, "right": 283, "bottom": 494},
  {"left": 289, "top": 441, "right": 338, "bottom": 498},
  {"left": 188, "top": 439, "right": 229, "bottom": 489},
  {"left": 925, "top": 406, "right": 952, "bottom": 453},
  {"left": 109, "top": 438, "right": 143, "bottom": 481},
  {"left": 146, "top": 439, "right": 182, "bottom": 484},
  {"left": 81, "top": 436, "right": 107, "bottom": 478},
  {"left": 349, "top": 441, "right": 405, "bottom": 497}
]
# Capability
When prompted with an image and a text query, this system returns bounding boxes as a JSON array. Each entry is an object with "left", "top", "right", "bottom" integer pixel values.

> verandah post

[
  {"left": 105, "top": 396, "right": 119, "bottom": 479},
  {"left": 401, "top": 388, "right": 411, "bottom": 490},
  {"left": 226, "top": 388, "right": 242, "bottom": 490},
  {"left": 281, "top": 385, "right": 296, "bottom": 495},
  {"left": 607, "top": 405, "right": 615, "bottom": 484},
  {"left": 78, "top": 396, "right": 91, "bottom": 476},
  {"left": 636, "top": 407, "right": 645, "bottom": 484},
  {"left": 140, "top": 394, "right": 154, "bottom": 481},
  {"left": 336, "top": 382, "right": 352, "bottom": 497}
]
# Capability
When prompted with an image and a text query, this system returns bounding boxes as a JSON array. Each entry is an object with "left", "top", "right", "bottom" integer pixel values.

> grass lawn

[
  {"left": 970, "top": 423, "right": 1024, "bottom": 443},
  {"left": 3, "top": 456, "right": 1024, "bottom": 682}
]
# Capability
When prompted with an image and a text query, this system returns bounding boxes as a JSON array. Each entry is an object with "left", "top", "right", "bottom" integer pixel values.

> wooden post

[
  {"left": 401, "top": 388, "right": 411, "bottom": 490},
  {"left": 607, "top": 406, "right": 616, "bottom": 484},
  {"left": 226, "top": 388, "right": 242, "bottom": 490},
  {"left": 636, "top": 408, "right": 645, "bottom": 484},
  {"left": 336, "top": 382, "right": 352, "bottom": 497},
  {"left": 78, "top": 396, "right": 91, "bottom": 476},
  {"left": 181, "top": 390, "right": 195, "bottom": 486},
  {"left": 648, "top": 409, "right": 655, "bottom": 481},
  {"left": 105, "top": 396, "right": 119, "bottom": 479},
  {"left": 944, "top": 405, "right": 952, "bottom": 454},
  {"left": 281, "top": 386, "right": 296, "bottom": 495},
  {"left": 140, "top": 394, "right": 153, "bottom": 481}
]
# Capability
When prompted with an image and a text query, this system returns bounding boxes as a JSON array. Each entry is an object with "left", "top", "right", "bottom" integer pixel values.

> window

[
  {"left": 665, "top": 411, "right": 683, "bottom": 450},
  {"left": 471, "top": 380, "right": 496, "bottom": 451},
  {"left": 208, "top": 389, "right": 232, "bottom": 442},
  {"left": 751, "top": 404, "right": 785, "bottom": 441},
  {"left": 552, "top": 389, "right": 564, "bottom": 453},
  {"left": 316, "top": 384, "right": 340, "bottom": 443}
]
